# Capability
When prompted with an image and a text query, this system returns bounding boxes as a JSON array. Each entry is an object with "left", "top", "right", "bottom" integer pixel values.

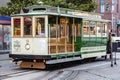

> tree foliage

[
  {"left": 39, "top": 0, "right": 97, "bottom": 11},
  {"left": 0, "top": 0, "right": 36, "bottom": 16},
  {"left": 0, "top": 0, "right": 97, "bottom": 16}
]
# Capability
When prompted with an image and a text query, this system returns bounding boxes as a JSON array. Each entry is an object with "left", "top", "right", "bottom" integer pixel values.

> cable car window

[
  {"left": 97, "top": 22, "right": 102, "bottom": 37},
  {"left": 36, "top": 18, "right": 45, "bottom": 36},
  {"left": 76, "top": 24, "right": 81, "bottom": 36},
  {"left": 102, "top": 23, "right": 106, "bottom": 33},
  {"left": 60, "top": 18, "right": 66, "bottom": 37},
  {"left": 50, "top": 24, "right": 56, "bottom": 38},
  {"left": 83, "top": 21, "right": 89, "bottom": 35},
  {"left": 89, "top": 21, "right": 96, "bottom": 35},
  {"left": 24, "top": 17, "right": 32, "bottom": 36},
  {"left": 33, "top": 8, "right": 46, "bottom": 11},
  {"left": 102, "top": 23, "right": 107, "bottom": 36},
  {"left": 13, "top": 18, "right": 21, "bottom": 36}
]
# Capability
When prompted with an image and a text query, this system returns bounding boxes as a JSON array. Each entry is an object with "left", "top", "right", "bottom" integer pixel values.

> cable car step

[
  {"left": 20, "top": 61, "right": 46, "bottom": 69},
  {"left": 46, "top": 57, "right": 82, "bottom": 64}
]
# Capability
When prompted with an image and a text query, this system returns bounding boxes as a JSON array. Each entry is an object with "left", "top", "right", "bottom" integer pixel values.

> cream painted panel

[
  {"left": 12, "top": 38, "right": 48, "bottom": 55},
  {"left": 33, "top": 38, "right": 48, "bottom": 55},
  {"left": 81, "top": 52, "right": 106, "bottom": 58},
  {"left": 12, "top": 38, "right": 33, "bottom": 55},
  {"left": 81, "top": 46, "right": 106, "bottom": 52},
  {"left": 12, "top": 38, "right": 22, "bottom": 54}
]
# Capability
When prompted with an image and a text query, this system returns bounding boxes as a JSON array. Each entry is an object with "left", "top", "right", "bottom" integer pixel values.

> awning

[{"left": 0, "top": 16, "right": 11, "bottom": 25}]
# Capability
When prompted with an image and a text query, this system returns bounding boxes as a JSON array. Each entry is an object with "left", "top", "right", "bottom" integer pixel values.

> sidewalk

[
  {"left": 0, "top": 50, "right": 10, "bottom": 54},
  {"left": 0, "top": 53, "right": 10, "bottom": 61},
  {"left": 76, "top": 52, "right": 120, "bottom": 80}
]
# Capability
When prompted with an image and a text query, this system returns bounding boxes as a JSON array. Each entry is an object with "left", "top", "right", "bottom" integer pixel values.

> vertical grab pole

[
  {"left": 72, "top": 18, "right": 75, "bottom": 52},
  {"left": 74, "top": 25, "right": 76, "bottom": 42},
  {"left": 110, "top": 33, "right": 113, "bottom": 67},
  {"left": 65, "top": 17, "right": 67, "bottom": 53},
  {"left": 48, "top": 24, "right": 50, "bottom": 54},
  {"left": 56, "top": 16, "right": 58, "bottom": 53}
]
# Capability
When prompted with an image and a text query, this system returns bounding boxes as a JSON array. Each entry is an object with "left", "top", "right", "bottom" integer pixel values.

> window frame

[
  {"left": 101, "top": 23, "right": 107, "bottom": 37},
  {"left": 12, "top": 17, "right": 22, "bottom": 37},
  {"left": 34, "top": 16, "right": 46, "bottom": 38},
  {"left": 89, "top": 21, "right": 96, "bottom": 37},
  {"left": 23, "top": 16, "right": 33, "bottom": 37},
  {"left": 83, "top": 21, "right": 89, "bottom": 37},
  {"left": 100, "top": 0, "right": 105, "bottom": 13},
  {"left": 96, "top": 22, "right": 102, "bottom": 37}
]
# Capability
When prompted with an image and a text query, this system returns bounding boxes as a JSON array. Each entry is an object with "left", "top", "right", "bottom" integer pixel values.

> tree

[
  {"left": 0, "top": 0, "right": 36, "bottom": 16},
  {"left": 39, "top": 0, "right": 97, "bottom": 11},
  {"left": 0, "top": 7, "right": 10, "bottom": 16},
  {"left": 0, "top": 0, "right": 97, "bottom": 16}
]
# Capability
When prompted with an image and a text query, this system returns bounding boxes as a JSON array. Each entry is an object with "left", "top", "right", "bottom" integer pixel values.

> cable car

[{"left": 9, "top": 4, "right": 110, "bottom": 69}]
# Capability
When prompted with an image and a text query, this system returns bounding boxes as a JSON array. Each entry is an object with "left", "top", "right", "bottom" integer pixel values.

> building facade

[
  {"left": 0, "top": 16, "right": 11, "bottom": 53},
  {"left": 95, "top": 0, "right": 120, "bottom": 36}
]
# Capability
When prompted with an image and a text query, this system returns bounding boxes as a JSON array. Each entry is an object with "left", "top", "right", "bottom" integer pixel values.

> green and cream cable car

[{"left": 9, "top": 5, "right": 110, "bottom": 69}]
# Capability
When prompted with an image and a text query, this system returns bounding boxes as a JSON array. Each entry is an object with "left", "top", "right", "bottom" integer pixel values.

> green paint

[
  {"left": 81, "top": 50, "right": 106, "bottom": 54},
  {"left": 82, "top": 37, "right": 89, "bottom": 47},
  {"left": 50, "top": 49, "right": 106, "bottom": 59},
  {"left": 82, "top": 37, "right": 107, "bottom": 47},
  {"left": 51, "top": 52, "right": 81, "bottom": 58},
  {"left": 75, "top": 37, "right": 82, "bottom": 51}
]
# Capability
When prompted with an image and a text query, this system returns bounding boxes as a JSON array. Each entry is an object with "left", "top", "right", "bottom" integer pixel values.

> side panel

[
  {"left": 33, "top": 38, "right": 48, "bottom": 55},
  {"left": 12, "top": 38, "right": 48, "bottom": 55},
  {"left": 81, "top": 46, "right": 106, "bottom": 58},
  {"left": 81, "top": 52, "right": 106, "bottom": 58}
]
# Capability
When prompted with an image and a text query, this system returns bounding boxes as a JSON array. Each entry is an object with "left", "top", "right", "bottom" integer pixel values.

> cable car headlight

[
  {"left": 25, "top": 39, "right": 30, "bottom": 50},
  {"left": 25, "top": 44, "right": 30, "bottom": 50}
]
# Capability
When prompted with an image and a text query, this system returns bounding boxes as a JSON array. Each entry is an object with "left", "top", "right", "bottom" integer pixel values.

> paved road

[{"left": 0, "top": 53, "right": 120, "bottom": 80}]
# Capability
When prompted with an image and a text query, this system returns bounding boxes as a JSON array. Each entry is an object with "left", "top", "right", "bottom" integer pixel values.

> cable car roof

[{"left": 11, "top": 5, "right": 111, "bottom": 22}]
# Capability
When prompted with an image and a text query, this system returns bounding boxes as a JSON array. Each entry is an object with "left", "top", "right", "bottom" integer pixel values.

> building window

[
  {"left": 106, "top": 3, "right": 110, "bottom": 11},
  {"left": 117, "top": 0, "right": 118, "bottom": 13},
  {"left": 100, "top": 0, "right": 104, "bottom": 13}
]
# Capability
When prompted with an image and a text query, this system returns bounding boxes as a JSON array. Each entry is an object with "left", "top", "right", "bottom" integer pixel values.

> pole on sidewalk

[
  {"left": 114, "top": 41, "right": 119, "bottom": 65},
  {"left": 110, "top": 32, "right": 113, "bottom": 67},
  {"left": 111, "top": 42, "right": 113, "bottom": 67},
  {"left": 114, "top": 50, "right": 117, "bottom": 65}
]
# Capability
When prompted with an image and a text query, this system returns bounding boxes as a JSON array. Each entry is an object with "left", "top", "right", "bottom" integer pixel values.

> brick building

[{"left": 95, "top": 0, "right": 120, "bottom": 36}]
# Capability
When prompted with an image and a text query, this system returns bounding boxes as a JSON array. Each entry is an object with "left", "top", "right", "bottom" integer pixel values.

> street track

[
  {"left": 0, "top": 56, "right": 117, "bottom": 80},
  {"left": 0, "top": 59, "right": 90, "bottom": 80},
  {"left": 0, "top": 70, "right": 33, "bottom": 80},
  {"left": 61, "top": 70, "right": 79, "bottom": 80},
  {"left": 34, "top": 70, "right": 79, "bottom": 80}
]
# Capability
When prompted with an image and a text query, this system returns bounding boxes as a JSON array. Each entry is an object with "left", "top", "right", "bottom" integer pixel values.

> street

[
  {"left": 0, "top": 0, "right": 120, "bottom": 80},
  {"left": 0, "top": 53, "right": 120, "bottom": 80}
]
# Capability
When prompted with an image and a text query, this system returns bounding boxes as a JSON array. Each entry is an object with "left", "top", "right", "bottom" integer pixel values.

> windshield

[{"left": 12, "top": 16, "right": 46, "bottom": 37}]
